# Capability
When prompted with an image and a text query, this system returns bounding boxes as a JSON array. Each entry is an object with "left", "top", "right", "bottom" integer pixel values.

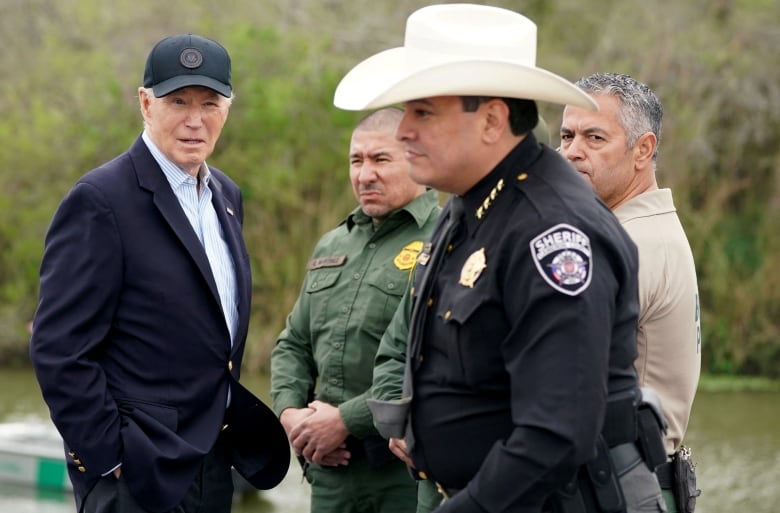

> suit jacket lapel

[
  {"left": 129, "top": 137, "right": 222, "bottom": 305},
  {"left": 209, "top": 175, "right": 252, "bottom": 349}
]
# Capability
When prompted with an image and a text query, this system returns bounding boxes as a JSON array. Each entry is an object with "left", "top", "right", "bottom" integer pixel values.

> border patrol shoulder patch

[{"left": 529, "top": 223, "right": 592, "bottom": 296}]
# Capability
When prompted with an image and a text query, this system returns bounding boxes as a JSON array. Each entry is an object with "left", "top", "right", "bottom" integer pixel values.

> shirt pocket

[
  {"left": 305, "top": 269, "right": 342, "bottom": 331},
  {"left": 362, "top": 267, "right": 408, "bottom": 341},
  {"left": 438, "top": 285, "right": 507, "bottom": 388}
]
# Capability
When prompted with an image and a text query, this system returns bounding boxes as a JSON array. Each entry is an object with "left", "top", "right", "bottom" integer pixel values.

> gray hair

[
  {"left": 575, "top": 73, "right": 663, "bottom": 161},
  {"left": 139, "top": 87, "right": 234, "bottom": 106},
  {"left": 139, "top": 87, "right": 233, "bottom": 128},
  {"left": 354, "top": 107, "right": 404, "bottom": 133}
]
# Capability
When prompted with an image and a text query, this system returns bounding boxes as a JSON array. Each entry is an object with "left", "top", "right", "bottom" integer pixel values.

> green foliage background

[{"left": 1, "top": 0, "right": 778, "bottom": 376}]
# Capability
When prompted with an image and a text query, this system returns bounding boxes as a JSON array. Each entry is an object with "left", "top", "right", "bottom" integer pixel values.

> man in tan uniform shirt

[{"left": 560, "top": 73, "right": 701, "bottom": 512}]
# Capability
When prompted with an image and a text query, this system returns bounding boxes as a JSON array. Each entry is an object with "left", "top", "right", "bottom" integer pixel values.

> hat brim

[
  {"left": 334, "top": 47, "right": 596, "bottom": 111},
  {"left": 152, "top": 75, "right": 232, "bottom": 98},
  {"left": 225, "top": 381, "right": 290, "bottom": 490}
]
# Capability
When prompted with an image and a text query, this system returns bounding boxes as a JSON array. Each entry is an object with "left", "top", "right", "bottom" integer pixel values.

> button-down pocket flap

[
  {"left": 306, "top": 270, "right": 341, "bottom": 293},
  {"left": 440, "top": 288, "right": 488, "bottom": 324},
  {"left": 367, "top": 275, "right": 406, "bottom": 297}
]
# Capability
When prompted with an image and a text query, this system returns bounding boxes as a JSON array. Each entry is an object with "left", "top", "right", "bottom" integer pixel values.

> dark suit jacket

[{"left": 30, "top": 136, "right": 288, "bottom": 512}]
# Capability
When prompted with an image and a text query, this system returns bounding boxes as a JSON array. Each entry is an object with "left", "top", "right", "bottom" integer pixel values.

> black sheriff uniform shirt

[{"left": 407, "top": 133, "right": 640, "bottom": 513}]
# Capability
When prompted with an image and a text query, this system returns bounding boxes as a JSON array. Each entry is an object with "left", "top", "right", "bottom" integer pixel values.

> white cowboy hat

[{"left": 334, "top": 3, "right": 597, "bottom": 111}]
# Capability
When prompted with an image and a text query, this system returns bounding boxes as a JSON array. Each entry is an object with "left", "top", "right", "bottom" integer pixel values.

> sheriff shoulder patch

[{"left": 529, "top": 224, "right": 592, "bottom": 296}]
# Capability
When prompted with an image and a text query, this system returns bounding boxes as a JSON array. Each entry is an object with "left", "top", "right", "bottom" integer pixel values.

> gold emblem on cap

[
  {"left": 459, "top": 248, "right": 487, "bottom": 288},
  {"left": 394, "top": 240, "right": 424, "bottom": 271}
]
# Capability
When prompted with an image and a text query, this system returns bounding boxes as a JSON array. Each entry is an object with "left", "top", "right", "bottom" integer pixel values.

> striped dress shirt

[{"left": 141, "top": 131, "right": 238, "bottom": 347}]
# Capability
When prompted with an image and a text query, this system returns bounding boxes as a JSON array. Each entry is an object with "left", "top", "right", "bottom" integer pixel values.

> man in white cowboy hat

[{"left": 335, "top": 4, "right": 667, "bottom": 513}]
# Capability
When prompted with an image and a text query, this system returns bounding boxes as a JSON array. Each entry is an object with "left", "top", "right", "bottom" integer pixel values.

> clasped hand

[{"left": 280, "top": 400, "right": 351, "bottom": 466}]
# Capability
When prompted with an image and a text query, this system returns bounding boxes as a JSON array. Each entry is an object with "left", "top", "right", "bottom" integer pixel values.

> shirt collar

[
  {"left": 344, "top": 188, "right": 439, "bottom": 231},
  {"left": 141, "top": 130, "right": 211, "bottom": 190},
  {"left": 613, "top": 188, "right": 675, "bottom": 224},
  {"left": 458, "top": 132, "right": 542, "bottom": 234}
]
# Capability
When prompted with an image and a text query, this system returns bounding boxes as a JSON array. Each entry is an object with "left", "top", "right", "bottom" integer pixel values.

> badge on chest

[{"left": 459, "top": 248, "right": 487, "bottom": 288}]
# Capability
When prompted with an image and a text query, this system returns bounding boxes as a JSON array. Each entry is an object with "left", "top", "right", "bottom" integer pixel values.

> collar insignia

[{"left": 476, "top": 179, "right": 505, "bottom": 220}]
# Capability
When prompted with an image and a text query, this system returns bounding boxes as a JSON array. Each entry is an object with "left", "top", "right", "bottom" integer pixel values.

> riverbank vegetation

[{"left": 1, "top": 0, "right": 778, "bottom": 377}]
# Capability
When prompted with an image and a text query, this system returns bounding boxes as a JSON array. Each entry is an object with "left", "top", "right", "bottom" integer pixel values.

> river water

[{"left": 1, "top": 368, "right": 777, "bottom": 513}]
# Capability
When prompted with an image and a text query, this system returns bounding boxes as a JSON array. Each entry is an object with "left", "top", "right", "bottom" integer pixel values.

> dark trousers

[{"left": 80, "top": 438, "right": 234, "bottom": 513}]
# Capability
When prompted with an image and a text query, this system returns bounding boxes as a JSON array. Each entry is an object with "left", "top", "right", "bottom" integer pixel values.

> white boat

[
  {"left": 0, "top": 421, "right": 254, "bottom": 499},
  {"left": 0, "top": 421, "right": 71, "bottom": 492}
]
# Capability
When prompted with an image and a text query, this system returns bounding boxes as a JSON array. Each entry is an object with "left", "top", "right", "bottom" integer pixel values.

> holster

[
  {"left": 551, "top": 387, "right": 669, "bottom": 513},
  {"left": 550, "top": 436, "right": 626, "bottom": 513},
  {"left": 635, "top": 388, "right": 668, "bottom": 471}
]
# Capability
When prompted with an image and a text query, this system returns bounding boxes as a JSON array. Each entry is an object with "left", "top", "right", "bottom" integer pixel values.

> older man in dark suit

[{"left": 29, "top": 33, "right": 288, "bottom": 513}]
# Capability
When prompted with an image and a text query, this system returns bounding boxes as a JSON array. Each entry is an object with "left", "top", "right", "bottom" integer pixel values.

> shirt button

[
  {"left": 418, "top": 471, "right": 428, "bottom": 480},
  {"left": 78, "top": 466, "right": 87, "bottom": 473},
  {"left": 444, "top": 310, "right": 452, "bottom": 320},
  {"left": 330, "top": 378, "right": 339, "bottom": 385},
  {"left": 388, "top": 282, "right": 395, "bottom": 290},
  {"left": 353, "top": 273, "right": 361, "bottom": 280},
  {"left": 369, "top": 243, "right": 376, "bottom": 249},
  {"left": 333, "top": 342, "right": 343, "bottom": 349},
  {"left": 427, "top": 298, "right": 434, "bottom": 307},
  {"left": 341, "top": 305, "right": 349, "bottom": 313},
  {"left": 228, "top": 361, "right": 233, "bottom": 371},
  {"left": 312, "top": 282, "right": 318, "bottom": 289}
]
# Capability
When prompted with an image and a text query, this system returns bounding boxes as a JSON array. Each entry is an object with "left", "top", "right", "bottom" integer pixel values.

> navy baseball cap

[{"left": 143, "top": 34, "right": 232, "bottom": 97}]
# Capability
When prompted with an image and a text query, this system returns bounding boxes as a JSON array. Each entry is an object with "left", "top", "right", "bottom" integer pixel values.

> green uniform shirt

[{"left": 271, "top": 189, "right": 441, "bottom": 438}]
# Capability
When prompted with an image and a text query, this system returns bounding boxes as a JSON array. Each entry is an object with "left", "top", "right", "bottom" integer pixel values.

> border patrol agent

[
  {"left": 335, "top": 5, "right": 668, "bottom": 513},
  {"left": 271, "top": 108, "right": 441, "bottom": 513}
]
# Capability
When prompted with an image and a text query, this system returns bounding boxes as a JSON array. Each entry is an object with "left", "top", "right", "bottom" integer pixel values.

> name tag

[{"left": 307, "top": 255, "right": 347, "bottom": 270}]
